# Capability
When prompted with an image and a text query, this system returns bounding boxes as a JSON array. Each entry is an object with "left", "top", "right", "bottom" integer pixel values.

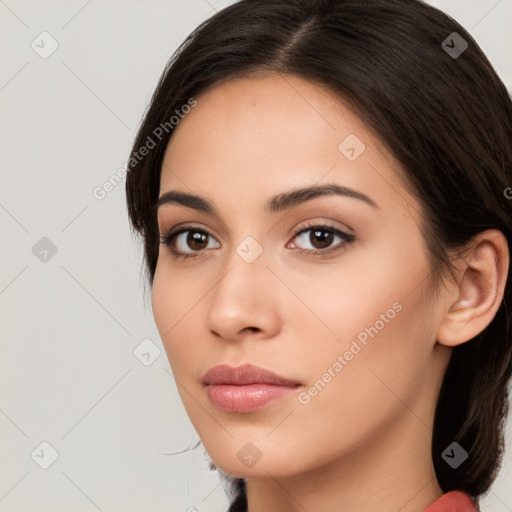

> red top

[
  {"left": 424, "top": 491, "right": 478, "bottom": 511},
  {"left": 228, "top": 489, "right": 479, "bottom": 512}
]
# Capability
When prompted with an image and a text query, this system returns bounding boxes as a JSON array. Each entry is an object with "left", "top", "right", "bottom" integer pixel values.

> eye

[
  {"left": 160, "top": 224, "right": 220, "bottom": 260},
  {"left": 288, "top": 222, "right": 355, "bottom": 257}
]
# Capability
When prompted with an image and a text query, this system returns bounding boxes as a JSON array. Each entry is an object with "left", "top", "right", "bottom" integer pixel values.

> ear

[{"left": 437, "top": 229, "right": 509, "bottom": 347}]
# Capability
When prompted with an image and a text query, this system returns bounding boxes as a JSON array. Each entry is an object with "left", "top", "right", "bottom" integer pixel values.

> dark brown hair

[{"left": 125, "top": 0, "right": 512, "bottom": 508}]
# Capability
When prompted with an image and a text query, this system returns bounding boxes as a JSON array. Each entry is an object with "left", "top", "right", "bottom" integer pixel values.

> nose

[{"left": 206, "top": 245, "right": 281, "bottom": 342}]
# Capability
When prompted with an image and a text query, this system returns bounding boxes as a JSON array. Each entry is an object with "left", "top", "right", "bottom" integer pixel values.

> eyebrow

[{"left": 155, "top": 183, "right": 380, "bottom": 216}]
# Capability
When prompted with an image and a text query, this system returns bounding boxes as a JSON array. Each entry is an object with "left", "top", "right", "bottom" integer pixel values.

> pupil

[
  {"left": 312, "top": 229, "right": 332, "bottom": 248},
  {"left": 189, "top": 231, "right": 207, "bottom": 250}
]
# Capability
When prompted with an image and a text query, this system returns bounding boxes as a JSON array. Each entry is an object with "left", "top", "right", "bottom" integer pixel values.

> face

[{"left": 152, "top": 73, "right": 449, "bottom": 479}]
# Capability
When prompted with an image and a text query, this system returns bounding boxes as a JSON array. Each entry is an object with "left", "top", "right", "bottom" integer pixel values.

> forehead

[
  {"left": 158, "top": 73, "right": 415, "bottom": 220},
  {"left": 165, "top": 73, "right": 369, "bottom": 152}
]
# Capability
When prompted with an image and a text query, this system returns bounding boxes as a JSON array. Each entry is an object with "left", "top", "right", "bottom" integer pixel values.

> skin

[{"left": 152, "top": 73, "right": 509, "bottom": 512}]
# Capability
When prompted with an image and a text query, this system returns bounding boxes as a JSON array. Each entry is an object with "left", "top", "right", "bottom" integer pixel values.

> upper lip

[{"left": 203, "top": 363, "right": 301, "bottom": 386}]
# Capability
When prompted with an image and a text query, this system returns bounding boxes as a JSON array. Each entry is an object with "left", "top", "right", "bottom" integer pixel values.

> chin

[{"left": 204, "top": 441, "right": 308, "bottom": 479}]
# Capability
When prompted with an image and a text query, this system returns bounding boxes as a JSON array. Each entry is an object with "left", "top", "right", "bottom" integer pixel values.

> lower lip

[{"left": 206, "top": 383, "right": 299, "bottom": 413}]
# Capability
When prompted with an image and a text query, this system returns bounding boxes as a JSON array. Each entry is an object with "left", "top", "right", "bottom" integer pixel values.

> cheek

[
  {"left": 285, "top": 296, "right": 434, "bottom": 474},
  {"left": 151, "top": 264, "right": 203, "bottom": 374},
  {"left": 151, "top": 265, "right": 174, "bottom": 343},
  {"left": 278, "top": 245, "right": 414, "bottom": 347},
  {"left": 287, "top": 238, "right": 434, "bottom": 404}
]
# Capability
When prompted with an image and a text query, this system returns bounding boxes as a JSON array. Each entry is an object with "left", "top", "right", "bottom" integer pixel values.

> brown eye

[
  {"left": 186, "top": 231, "right": 209, "bottom": 250},
  {"left": 290, "top": 223, "right": 355, "bottom": 256},
  {"left": 160, "top": 226, "right": 220, "bottom": 260},
  {"left": 309, "top": 228, "right": 334, "bottom": 249}
]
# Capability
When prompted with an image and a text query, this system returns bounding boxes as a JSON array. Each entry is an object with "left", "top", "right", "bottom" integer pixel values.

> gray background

[{"left": 1, "top": 1, "right": 511, "bottom": 511}]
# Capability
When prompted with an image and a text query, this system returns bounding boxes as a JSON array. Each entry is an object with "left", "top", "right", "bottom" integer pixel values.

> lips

[
  {"left": 202, "top": 363, "right": 302, "bottom": 413},
  {"left": 202, "top": 363, "right": 301, "bottom": 387}
]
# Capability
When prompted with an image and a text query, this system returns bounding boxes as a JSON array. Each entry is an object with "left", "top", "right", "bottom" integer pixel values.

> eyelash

[{"left": 159, "top": 221, "right": 355, "bottom": 260}]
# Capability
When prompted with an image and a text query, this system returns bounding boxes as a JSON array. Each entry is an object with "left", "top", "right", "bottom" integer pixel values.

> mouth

[{"left": 202, "top": 363, "right": 302, "bottom": 413}]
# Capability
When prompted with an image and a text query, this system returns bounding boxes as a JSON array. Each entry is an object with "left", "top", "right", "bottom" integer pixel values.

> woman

[{"left": 125, "top": 0, "right": 512, "bottom": 510}]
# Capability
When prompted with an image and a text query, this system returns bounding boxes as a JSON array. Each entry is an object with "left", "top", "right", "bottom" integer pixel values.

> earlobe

[{"left": 436, "top": 229, "right": 509, "bottom": 348}]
